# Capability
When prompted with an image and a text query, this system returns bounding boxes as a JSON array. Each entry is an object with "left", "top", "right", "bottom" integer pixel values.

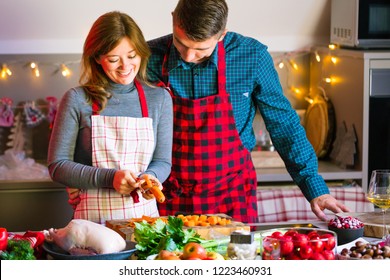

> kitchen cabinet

[{"left": 254, "top": 47, "right": 390, "bottom": 193}]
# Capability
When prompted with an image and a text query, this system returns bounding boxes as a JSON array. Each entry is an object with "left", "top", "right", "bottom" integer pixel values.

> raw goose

[{"left": 45, "top": 219, "right": 126, "bottom": 255}]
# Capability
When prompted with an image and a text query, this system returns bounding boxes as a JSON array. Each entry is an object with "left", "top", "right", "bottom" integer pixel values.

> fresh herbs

[
  {"left": 0, "top": 239, "right": 36, "bottom": 260},
  {"left": 134, "top": 216, "right": 206, "bottom": 260}
]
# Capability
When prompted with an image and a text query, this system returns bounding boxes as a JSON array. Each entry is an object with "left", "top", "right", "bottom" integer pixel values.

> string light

[
  {"left": 289, "top": 59, "right": 299, "bottom": 70},
  {"left": 324, "top": 77, "right": 332, "bottom": 83},
  {"left": 278, "top": 61, "right": 285, "bottom": 69},
  {"left": 291, "top": 87, "right": 302, "bottom": 94},
  {"left": 30, "top": 62, "right": 40, "bottom": 77},
  {"left": 330, "top": 56, "right": 338, "bottom": 64},
  {"left": 305, "top": 97, "right": 314, "bottom": 104},
  {"left": 314, "top": 51, "right": 321, "bottom": 62},
  {"left": 61, "top": 64, "right": 71, "bottom": 77},
  {"left": 328, "top": 44, "right": 337, "bottom": 50},
  {"left": 0, "top": 59, "right": 80, "bottom": 80},
  {"left": 1, "top": 64, "right": 12, "bottom": 79}
]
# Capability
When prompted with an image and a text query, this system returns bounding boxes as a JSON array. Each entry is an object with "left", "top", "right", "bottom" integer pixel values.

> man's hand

[{"left": 310, "top": 194, "right": 351, "bottom": 221}]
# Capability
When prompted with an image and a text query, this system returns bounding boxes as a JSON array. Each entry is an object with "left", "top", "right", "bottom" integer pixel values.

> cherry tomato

[{"left": 0, "top": 228, "right": 8, "bottom": 251}]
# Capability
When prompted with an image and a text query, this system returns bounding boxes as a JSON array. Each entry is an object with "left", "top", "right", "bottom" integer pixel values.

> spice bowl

[
  {"left": 259, "top": 227, "right": 337, "bottom": 260},
  {"left": 327, "top": 226, "right": 364, "bottom": 245},
  {"left": 327, "top": 216, "right": 365, "bottom": 245}
]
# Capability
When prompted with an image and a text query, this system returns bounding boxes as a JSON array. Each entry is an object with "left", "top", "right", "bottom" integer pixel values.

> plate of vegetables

[{"left": 133, "top": 216, "right": 229, "bottom": 260}]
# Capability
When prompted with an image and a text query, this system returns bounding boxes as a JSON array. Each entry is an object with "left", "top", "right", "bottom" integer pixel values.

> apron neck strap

[
  {"left": 91, "top": 79, "right": 149, "bottom": 117},
  {"left": 134, "top": 79, "right": 148, "bottom": 117},
  {"left": 217, "top": 41, "right": 226, "bottom": 94}
]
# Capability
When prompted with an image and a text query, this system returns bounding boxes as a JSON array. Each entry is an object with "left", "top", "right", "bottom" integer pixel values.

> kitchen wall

[
  {"left": 0, "top": 0, "right": 329, "bottom": 159},
  {"left": 0, "top": 0, "right": 331, "bottom": 53}
]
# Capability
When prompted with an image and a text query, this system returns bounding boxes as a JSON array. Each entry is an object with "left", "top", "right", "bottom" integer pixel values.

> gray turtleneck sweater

[{"left": 47, "top": 81, "right": 173, "bottom": 190}]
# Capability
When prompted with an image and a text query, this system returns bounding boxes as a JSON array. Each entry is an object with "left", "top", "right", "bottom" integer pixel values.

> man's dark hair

[{"left": 173, "top": 0, "right": 228, "bottom": 41}]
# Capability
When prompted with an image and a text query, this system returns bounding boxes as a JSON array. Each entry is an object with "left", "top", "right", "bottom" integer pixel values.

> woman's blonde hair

[{"left": 80, "top": 11, "right": 151, "bottom": 111}]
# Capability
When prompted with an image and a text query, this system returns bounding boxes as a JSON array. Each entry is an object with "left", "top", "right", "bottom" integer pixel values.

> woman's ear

[{"left": 95, "top": 56, "right": 101, "bottom": 65}]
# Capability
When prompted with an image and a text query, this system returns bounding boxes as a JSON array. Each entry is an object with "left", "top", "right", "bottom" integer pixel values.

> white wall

[{"left": 0, "top": 0, "right": 331, "bottom": 54}]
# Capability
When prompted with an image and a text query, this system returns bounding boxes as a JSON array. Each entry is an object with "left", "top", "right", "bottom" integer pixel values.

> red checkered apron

[
  {"left": 157, "top": 41, "right": 258, "bottom": 223},
  {"left": 74, "top": 80, "right": 159, "bottom": 224}
]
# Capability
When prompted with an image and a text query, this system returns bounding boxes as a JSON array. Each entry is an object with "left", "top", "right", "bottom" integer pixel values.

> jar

[{"left": 227, "top": 230, "right": 257, "bottom": 260}]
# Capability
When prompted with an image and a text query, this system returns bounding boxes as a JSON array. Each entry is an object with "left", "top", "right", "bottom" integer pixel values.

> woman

[{"left": 47, "top": 11, "right": 173, "bottom": 224}]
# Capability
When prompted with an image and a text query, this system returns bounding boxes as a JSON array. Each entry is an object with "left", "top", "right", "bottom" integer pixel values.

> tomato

[
  {"left": 284, "top": 229, "right": 298, "bottom": 238},
  {"left": 181, "top": 242, "right": 207, "bottom": 260},
  {"left": 298, "top": 245, "right": 313, "bottom": 259},
  {"left": 307, "top": 230, "right": 319, "bottom": 240},
  {"left": 322, "top": 250, "right": 336, "bottom": 260},
  {"left": 280, "top": 236, "right": 294, "bottom": 256},
  {"left": 292, "top": 233, "right": 309, "bottom": 248},
  {"left": 0, "top": 228, "right": 8, "bottom": 251},
  {"left": 271, "top": 231, "right": 284, "bottom": 239},
  {"left": 320, "top": 233, "right": 336, "bottom": 250},
  {"left": 285, "top": 252, "right": 301, "bottom": 260},
  {"left": 309, "top": 252, "right": 326, "bottom": 260},
  {"left": 309, "top": 236, "right": 324, "bottom": 253}
]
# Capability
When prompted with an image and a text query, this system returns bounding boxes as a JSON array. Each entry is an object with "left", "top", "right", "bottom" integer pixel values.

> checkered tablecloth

[{"left": 256, "top": 186, "right": 374, "bottom": 223}]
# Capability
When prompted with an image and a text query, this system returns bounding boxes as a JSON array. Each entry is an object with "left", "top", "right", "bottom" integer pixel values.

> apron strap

[
  {"left": 134, "top": 79, "right": 149, "bottom": 118},
  {"left": 156, "top": 40, "right": 173, "bottom": 96},
  {"left": 217, "top": 41, "right": 227, "bottom": 95},
  {"left": 91, "top": 79, "right": 149, "bottom": 118}
]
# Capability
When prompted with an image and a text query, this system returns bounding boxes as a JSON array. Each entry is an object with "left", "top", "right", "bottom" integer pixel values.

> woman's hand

[
  {"left": 66, "top": 187, "right": 81, "bottom": 210},
  {"left": 138, "top": 174, "right": 164, "bottom": 201},
  {"left": 112, "top": 170, "right": 141, "bottom": 195}
]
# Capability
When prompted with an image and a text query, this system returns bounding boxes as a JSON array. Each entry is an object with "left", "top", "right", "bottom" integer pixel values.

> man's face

[{"left": 172, "top": 24, "right": 225, "bottom": 64}]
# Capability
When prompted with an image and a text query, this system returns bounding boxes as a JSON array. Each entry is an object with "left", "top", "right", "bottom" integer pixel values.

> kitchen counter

[{"left": 0, "top": 179, "right": 73, "bottom": 232}]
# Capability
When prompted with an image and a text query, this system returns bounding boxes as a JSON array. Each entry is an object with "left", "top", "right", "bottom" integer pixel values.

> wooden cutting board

[
  {"left": 337, "top": 212, "right": 390, "bottom": 238},
  {"left": 106, "top": 218, "right": 250, "bottom": 241}
]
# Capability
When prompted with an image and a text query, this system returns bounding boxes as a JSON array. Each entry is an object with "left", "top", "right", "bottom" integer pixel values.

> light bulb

[
  {"left": 315, "top": 52, "right": 321, "bottom": 62},
  {"left": 61, "top": 64, "right": 71, "bottom": 77},
  {"left": 1, "top": 64, "right": 12, "bottom": 78},
  {"left": 289, "top": 60, "right": 299, "bottom": 70}
]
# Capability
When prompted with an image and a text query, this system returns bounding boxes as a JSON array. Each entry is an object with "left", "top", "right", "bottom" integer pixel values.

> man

[
  {"left": 68, "top": 0, "right": 350, "bottom": 223},
  {"left": 146, "top": 0, "right": 349, "bottom": 223}
]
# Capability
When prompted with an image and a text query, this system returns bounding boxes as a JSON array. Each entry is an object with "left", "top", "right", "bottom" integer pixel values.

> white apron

[{"left": 74, "top": 80, "right": 159, "bottom": 224}]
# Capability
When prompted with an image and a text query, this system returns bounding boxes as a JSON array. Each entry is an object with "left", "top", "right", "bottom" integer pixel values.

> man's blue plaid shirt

[{"left": 147, "top": 32, "right": 329, "bottom": 201}]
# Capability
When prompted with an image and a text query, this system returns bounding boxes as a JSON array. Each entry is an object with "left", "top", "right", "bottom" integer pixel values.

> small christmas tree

[{"left": 7, "top": 112, "right": 25, "bottom": 152}]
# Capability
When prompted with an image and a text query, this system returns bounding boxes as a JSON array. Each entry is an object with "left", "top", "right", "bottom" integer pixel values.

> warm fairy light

[
  {"left": 315, "top": 51, "right": 321, "bottom": 62},
  {"left": 278, "top": 61, "right": 285, "bottom": 69},
  {"left": 323, "top": 77, "right": 337, "bottom": 84},
  {"left": 290, "top": 87, "right": 304, "bottom": 96},
  {"left": 289, "top": 60, "right": 299, "bottom": 70},
  {"left": 61, "top": 64, "right": 71, "bottom": 77},
  {"left": 305, "top": 97, "right": 314, "bottom": 104},
  {"left": 30, "top": 62, "right": 40, "bottom": 77},
  {"left": 328, "top": 44, "right": 336, "bottom": 50},
  {"left": 34, "top": 67, "right": 40, "bottom": 77},
  {"left": 331, "top": 56, "right": 338, "bottom": 64},
  {"left": 1, "top": 64, "right": 12, "bottom": 78}
]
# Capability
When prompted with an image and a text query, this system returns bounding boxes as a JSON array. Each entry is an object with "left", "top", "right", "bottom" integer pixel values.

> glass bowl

[{"left": 260, "top": 227, "right": 337, "bottom": 260}]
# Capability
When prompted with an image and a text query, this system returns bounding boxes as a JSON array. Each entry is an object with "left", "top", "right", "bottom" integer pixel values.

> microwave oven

[{"left": 330, "top": 0, "right": 390, "bottom": 49}]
